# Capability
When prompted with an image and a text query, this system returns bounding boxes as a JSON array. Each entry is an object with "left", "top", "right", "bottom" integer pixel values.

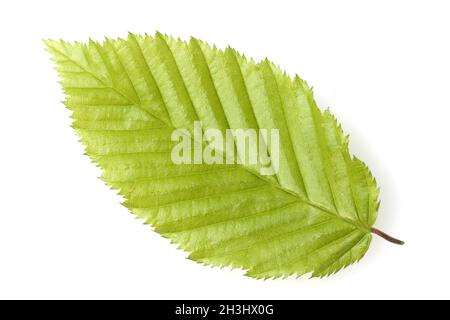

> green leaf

[{"left": 46, "top": 32, "right": 402, "bottom": 279}]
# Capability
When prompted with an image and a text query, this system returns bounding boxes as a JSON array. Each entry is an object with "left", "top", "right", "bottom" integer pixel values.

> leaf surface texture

[{"left": 46, "top": 33, "right": 380, "bottom": 279}]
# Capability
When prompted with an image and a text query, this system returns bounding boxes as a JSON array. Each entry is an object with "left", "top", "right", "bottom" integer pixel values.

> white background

[{"left": 0, "top": 0, "right": 449, "bottom": 300}]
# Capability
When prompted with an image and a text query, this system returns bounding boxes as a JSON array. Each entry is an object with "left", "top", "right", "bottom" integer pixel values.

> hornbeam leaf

[{"left": 46, "top": 32, "right": 403, "bottom": 279}]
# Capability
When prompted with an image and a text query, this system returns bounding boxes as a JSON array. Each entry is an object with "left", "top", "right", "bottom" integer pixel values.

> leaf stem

[{"left": 371, "top": 227, "right": 404, "bottom": 245}]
